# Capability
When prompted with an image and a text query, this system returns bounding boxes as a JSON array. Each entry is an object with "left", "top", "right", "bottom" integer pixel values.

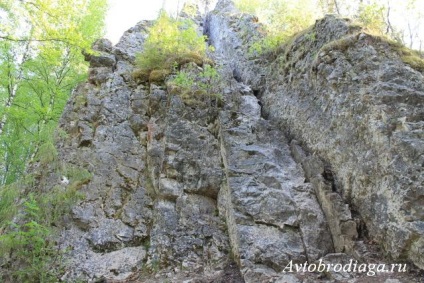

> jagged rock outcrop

[
  {"left": 206, "top": 0, "right": 424, "bottom": 279},
  {"left": 261, "top": 21, "right": 424, "bottom": 271},
  {"left": 11, "top": 0, "right": 423, "bottom": 282},
  {"left": 207, "top": 0, "right": 424, "bottom": 268}
]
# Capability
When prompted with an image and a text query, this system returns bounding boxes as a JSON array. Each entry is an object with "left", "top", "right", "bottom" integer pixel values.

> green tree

[
  {"left": 135, "top": 11, "right": 208, "bottom": 73},
  {"left": 357, "top": 1, "right": 387, "bottom": 35},
  {"left": 235, "top": 0, "right": 318, "bottom": 54},
  {"left": 0, "top": 0, "right": 107, "bottom": 184}
]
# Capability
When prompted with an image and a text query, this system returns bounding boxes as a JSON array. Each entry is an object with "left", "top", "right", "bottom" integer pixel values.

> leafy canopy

[
  {"left": 0, "top": 1, "right": 106, "bottom": 277},
  {"left": 0, "top": 0, "right": 107, "bottom": 184},
  {"left": 0, "top": 0, "right": 106, "bottom": 49}
]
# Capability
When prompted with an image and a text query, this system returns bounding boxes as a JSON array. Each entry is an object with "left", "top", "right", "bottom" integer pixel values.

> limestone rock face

[
  {"left": 206, "top": 0, "right": 424, "bottom": 274},
  {"left": 261, "top": 16, "right": 424, "bottom": 271},
  {"left": 15, "top": 0, "right": 424, "bottom": 282},
  {"left": 217, "top": 85, "right": 333, "bottom": 282},
  {"left": 55, "top": 19, "right": 235, "bottom": 282}
]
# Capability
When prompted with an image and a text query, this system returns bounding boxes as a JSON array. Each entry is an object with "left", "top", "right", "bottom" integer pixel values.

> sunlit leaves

[
  {"left": 0, "top": 0, "right": 107, "bottom": 184},
  {"left": 136, "top": 11, "right": 207, "bottom": 71},
  {"left": 357, "top": 2, "right": 386, "bottom": 35},
  {"left": 236, "top": 0, "right": 319, "bottom": 54}
]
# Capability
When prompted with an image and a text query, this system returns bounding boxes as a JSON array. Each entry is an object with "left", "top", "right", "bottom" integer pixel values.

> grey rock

[
  {"left": 318, "top": 253, "right": 356, "bottom": 280},
  {"left": 384, "top": 279, "right": 402, "bottom": 283},
  {"left": 68, "top": 247, "right": 146, "bottom": 281},
  {"left": 12, "top": 0, "right": 423, "bottom": 282},
  {"left": 88, "top": 66, "right": 112, "bottom": 85},
  {"left": 84, "top": 39, "right": 116, "bottom": 69},
  {"left": 114, "top": 20, "right": 151, "bottom": 62},
  {"left": 275, "top": 274, "right": 301, "bottom": 283},
  {"left": 207, "top": 0, "right": 424, "bottom": 272}
]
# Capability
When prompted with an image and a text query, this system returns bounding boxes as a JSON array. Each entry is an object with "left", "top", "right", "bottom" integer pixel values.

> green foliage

[
  {"left": 61, "top": 164, "right": 93, "bottom": 190},
  {"left": 200, "top": 64, "right": 222, "bottom": 101},
  {"left": 36, "top": 141, "right": 58, "bottom": 165},
  {"left": 0, "top": 0, "right": 108, "bottom": 185},
  {"left": 0, "top": 183, "right": 20, "bottom": 229},
  {"left": 357, "top": 2, "right": 386, "bottom": 35},
  {"left": 172, "top": 70, "right": 196, "bottom": 91},
  {"left": 1, "top": 195, "right": 63, "bottom": 282},
  {"left": 1, "top": 196, "right": 55, "bottom": 282},
  {"left": 236, "top": 0, "right": 318, "bottom": 55},
  {"left": 168, "top": 64, "right": 222, "bottom": 105},
  {"left": 0, "top": 167, "right": 86, "bottom": 281},
  {"left": 234, "top": 0, "right": 262, "bottom": 14},
  {"left": 135, "top": 11, "right": 211, "bottom": 82},
  {"left": 249, "top": 34, "right": 286, "bottom": 56},
  {"left": 181, "top": 2, "right": 199, "bottom": 17},
  {"left": 0, "top": 0, "right": 107, "bottom": 49},
  {"left": 136, "top": 11, "right": 207, "bottom": 71},
  {"left": 0, "top": 134, "right": 88, "bottom": 282}
]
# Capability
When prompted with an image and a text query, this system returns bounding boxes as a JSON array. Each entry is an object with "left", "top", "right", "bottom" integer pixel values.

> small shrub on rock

[{"left": 134, "top": 11, "right": 211, "bottom": 83}]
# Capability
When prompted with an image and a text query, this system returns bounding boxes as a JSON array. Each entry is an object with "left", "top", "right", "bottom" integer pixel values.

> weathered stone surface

[
  {"left": 143, "top": 76, "right": 230, "bottom": 280},
  {"left": 51, "top": 11, "right": 233, "bottom": 282},
  {"left": 318, "top": 253, "right": 357, "bottom": 281},
  {"left": 217, "top": 85, "right": 333, "bottom": 281},
  {"left": 113, "top": 20, "right": 151, "bottom": 63},
  {"left": 11, "top": 1, "right": 424, "bottom": 282},
  {"left": 64, "top": 246, "right": 146, "bottom": 281},
  {"left": 206, "top": 0, "right": 424, "bottom": 273},
  {"left": 84, "top": 39, "right": 116, "bottom": 68},
  {"left": 260, "top": 18, "right": 424, "bottom": 269},
  {"left": 291, "top": 140, "right": 358, "bottom": 254}
]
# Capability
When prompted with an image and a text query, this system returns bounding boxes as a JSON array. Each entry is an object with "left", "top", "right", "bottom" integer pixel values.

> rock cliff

[{"left": 9, "top": 0, "right": 424, "bottom": 282}]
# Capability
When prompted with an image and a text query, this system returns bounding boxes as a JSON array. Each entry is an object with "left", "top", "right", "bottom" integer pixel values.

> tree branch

[{"left": 0, "top": 35, "right": 80, "bottom": 48}]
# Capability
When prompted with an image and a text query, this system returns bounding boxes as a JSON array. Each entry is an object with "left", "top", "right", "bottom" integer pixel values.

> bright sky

[
  {"left": 105, "top": 0, "right": 424, "bottom": 49},
  {"left": 106, "top": 0, "right": 193, "bottom": 44}
]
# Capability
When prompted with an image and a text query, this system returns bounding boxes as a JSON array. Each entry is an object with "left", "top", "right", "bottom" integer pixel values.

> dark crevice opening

[
  {"left": 351, "top": 207, "right": 369, "bottom": 240},
  {"left": 322, "top": 166, "right": 337, "bottom": 192},
  {"left": 78, "top": 140, "right": 92, "bottom": 148},
  {"left": 232, "top": 68, "right": 242, "bottom": 82},
  {"left": 253, "top": 88, "right": 269, "bottom": 120}
]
